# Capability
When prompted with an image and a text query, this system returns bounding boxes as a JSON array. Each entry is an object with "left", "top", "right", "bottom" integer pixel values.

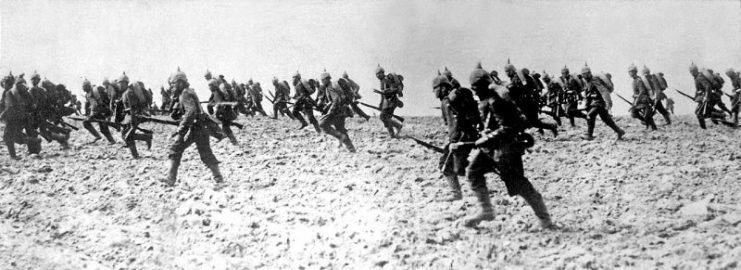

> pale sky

[{"left": 1, "top": 0, "right": 740, "bottom": 116}]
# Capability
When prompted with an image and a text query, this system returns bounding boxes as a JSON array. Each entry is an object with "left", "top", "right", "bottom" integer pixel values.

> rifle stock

[{"left": 358, "top": 102, "right": 405, "bottom": 122}]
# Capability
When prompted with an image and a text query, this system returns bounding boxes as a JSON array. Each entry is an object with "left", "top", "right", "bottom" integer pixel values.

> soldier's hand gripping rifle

[{"left": 357, "top": 102, "right": 405, "bottom": 122}]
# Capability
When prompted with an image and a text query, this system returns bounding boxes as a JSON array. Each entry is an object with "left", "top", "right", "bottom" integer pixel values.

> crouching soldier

[
  {"left": 318, "top": 71, "right": 356, "bottom": 152},
  {"left": 164, "top": 69, "right": 224, "bottom": 187},
  {"left": 455, "top": 63, "right": 556, "bottom": 229}
]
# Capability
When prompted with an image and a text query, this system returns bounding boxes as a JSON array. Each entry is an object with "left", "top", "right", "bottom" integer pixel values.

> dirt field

[{"left": 1, "top": 115, "right": 740, "bottom": 269}]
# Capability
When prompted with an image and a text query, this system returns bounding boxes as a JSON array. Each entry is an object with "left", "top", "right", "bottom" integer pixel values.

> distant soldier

[
  {"left": 689, "top": 63, "right": 720, "bottom": 129},
  {"left": 456, "top": 63, "right": 555, "bottom": 229},
  {"left": 247, "top": 80, "right": 268, "bottom": 116},
  {"left": 318, "top": 71, "right": 356, "bottom": 152},
  {"left": 665, "top": 97, "right": 674, "bottom": 115},
  {"left": 642, "top": 66, "right": 671, "bottom": 125},
  {"left": 164, "top": 69, "right": 224, "bottom": 187},
  {"left": 580, "top": 64, "right": 625, "bottom": 140},
  {"left": 628, "top": 64, "right": 657, "bottom": 130},
  {"left": 292, "top": 72, "right": 321, "bottom": 132},
  {"left": 207, "top": 79, "right": 239, "bottom": 145},
  {"left": 28, "top": 72, "right": 70, "bottom": 149},
  {"left": 559, "top": 66, "right": 587, "bottom": 127},
  {"left": 110, "top": 73, "right": 129, "bottom": 124},
  {"left": 375, "top": 65, "right": 404, "bottom": 138},
  {"left": 120, "top": 81, "right": 154, "bottom": 158},
  {"left": 541, "top": 73, "right": 564, "bottom": 126},
  {"left": 504, "top": 62, "right": 558, "bottom": 137},
  {"left": 82, "top": 80, "right": 117, "bottom": 144},
  {"left": 160, "top": 86, "right": 172, "bottom": 113},
  {"left": 706, "top": 69, "right": 733, "bottom": 116},
  {"left": 271, "top": 77, "right": 294, "bottom": 119},
  {"left": 725, "top": 69, "right": 740, "bottom": 124},
  {"left": 342, "top": 71, "right": 371, "bottom": 121},
  {"left": 1, "top": 72, "right": 42, "bottom": 159},
  {"left": 434, "top": 74, "right": 480, "bottom": 201}
]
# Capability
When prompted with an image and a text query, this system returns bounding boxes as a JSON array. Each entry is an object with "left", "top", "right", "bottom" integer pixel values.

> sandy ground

[{"left": 1, "top": 114, "right": 740, "bottom": 269}]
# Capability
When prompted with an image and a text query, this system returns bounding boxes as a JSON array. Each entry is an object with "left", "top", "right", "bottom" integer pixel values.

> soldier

[
  {"left": 1, "top": 73, "right": 42, "bottom": 159},
  {"left": 28, "top": 72, "right": 70, "bottom": 149},
  {"left": 434, "top": 75, "right": 480, "bottom": 201},
  {"left": 317, "top": 71, "right": 356, "bottom": 152},
  {"left": 629, "top": 64, "right": 657, "bottom": 130},
  {"left": 342, "top": 71, "right": 371, "bottom": 121},
  {"left": 642, "top": 66, "right": 671, "bottom": 125},
  {"left": 454, "top": 63, "right": 555, "bottom": 229},
  {"left": 375, "top": 65, "right": 404, "bottom": 138},
  {"left": 581, "top": 64, "right": 625, "bottom": 140},
  {"left": 164, "top": 69, "right": 224, "bottom": 187},
  {"left": 160, "top": 86, "right": 172, "bottom": 113},
  {"left": 271, "top": 77, "right": 293, "bottom": 119},
  {"left": 508, "top": 63, "right": 558, "bottom": 137},
  {"left": 442, "top": 67, "right": 461, "bottom": 90},
  {"left": 207, "top": 79, "right": 239, "bottom": 145},
  {"left": 291, "top": 71, "right": 321, "bottom": 132},
  {"left": 689, "top": 63, "right": 719, "bottom": 129},
  {"left": 110, "top": 73, "right": 129, "bottom": 124},
  {"left": 490, "top": 70, "right": 503, "bottom": 85},
  {"left": 121, "top": 81, "right": 154, "bottom": 158},
  {"left": 541, "top": 73, "right": 564, "bottom": 126},
  {"left": 82, "top": 81, "right": 117, "bottom": 144},
  {"left": 204, "top": 69, "right": 213, "bottom": 81},
  {"left": 247, "top": 80, "right": 268, "bottom": 116},
  {"left": 559, "top": 66, "right": 587, "bottom": 127},
  {"left": 725, "top": 69, "right": 740, "bottom": 124}
]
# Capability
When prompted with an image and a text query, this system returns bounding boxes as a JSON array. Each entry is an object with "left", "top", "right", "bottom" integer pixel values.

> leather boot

[
  {"left": 340, "top": 133, "right": 356, "bottom": 153},
  {"left": 444, "top": 175, "right": 463, "bottom": 201},
  {"left": 522, "top": 191, "right": 557, "bottom": 230},
  {"left": 464, "top": 187, "right": 494, "bottom": 227},
  {"left": 51, "top": 133, "right": 70, "bottom": 149},
  {"left": 128, "top": 143, "right": 140, "bottom": 159},
  {"left": 393, "top": 121, "right": 403, "bottom": 137},
  {"left": 162, "top": 159, "right": 179, "bottom": 186},
  {"left": 207, "top": 163, "right": 224, "bottom": 183},
  {"left": 6, "top": 141, "right": 19, "bottom": 160}
]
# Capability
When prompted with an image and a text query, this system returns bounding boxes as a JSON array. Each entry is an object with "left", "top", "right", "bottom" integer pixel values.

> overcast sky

[{"left": 1, "top": 0, "right": 740, "bottom": 116}]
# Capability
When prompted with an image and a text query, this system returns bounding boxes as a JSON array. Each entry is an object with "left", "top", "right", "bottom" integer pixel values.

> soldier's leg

[
  {"left": 597, "top": 107, "right": 625, "bottom": 138},
  {"left": 654, "top": 101, "right": 671, "bottom": 125},
  {"left": 292, "top": 104, "right": 308, "bottom": 128},
  {"left": 439, "top": 146, "right": 463, "bottom": 201},
  {"left": 528, "top": 110, "right": 558, "bottom": 137},
  {"left": 351, "top": 103, "right": 371, "bottom": 121},
  {"left": 584, "top": 107, "right": 598, "bottom": 139},
  {"left": 303, "top": 107, "right": 321, "bottom": 133},
  {"left": 334, "top": 116, "right": 355, "bottom": 152},
  {"left": 83, "top": 120, "right": 102, "bottom": 141},
  {"left": 222, "top": 122, "right": 238, "bottom": 145},
  {"left": 3, "top": 122, "right": 20, "bottom": 159},
  {"left": 495, "top": 154, "right": 555, "bottom": 229},
  {"left": 645, "top": 108, "right": 658, "bottom": 130},
  {"left": 98, "top": 123, "right": 116, "bottom": 144},
  {"left": 463, "top": 150, "right": 495, "bottom": 227},
  {"left": 164, "top": 130, "right": 197, "bottom": 186},
  {"left": 193, "top": 128, "right": 223, "bottom": 183},
  {"left": 716, "top": 99, "right": 733, "bottom": 115},
  {"left": 272, "top": 105, "right": 279, "bottom": 119},
  {"left": 319, "top": 114, "right": 342, "bottom": 139},
  {"left": 22, "top": 123, "right": 42, "bottom": 155}
]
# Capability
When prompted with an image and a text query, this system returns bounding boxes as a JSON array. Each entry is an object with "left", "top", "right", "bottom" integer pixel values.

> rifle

[
  {"left": 358, "top": 102, "right": 405, "bottom": 122},
  {"left": 200, "top": 101, "right": 238, "bottom": 106},
  {"left": 676, "top": 89, "right": 712, "bottom": 117},
  {"left": 66, "top": 116, "right": 123, "bottom": 131},
  {"left": 57, "top": 119, "right": 79, "bottom": 131},
  {"left": 615, "top": 94, "right": 634, "bottom": 106},
  {"left": 139, "top": 116, "right": 178, "bottom": 126},
  {"left": 405, "top": 135, "right": 444, "bottom": 153},
  {"left": 675, "top": 89, "right": 696, "bottom": 101}
]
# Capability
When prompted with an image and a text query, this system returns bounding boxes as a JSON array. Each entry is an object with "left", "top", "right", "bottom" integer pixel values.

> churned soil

[{"left": 1, "top": 115, "right": 740, "bottom": 269}]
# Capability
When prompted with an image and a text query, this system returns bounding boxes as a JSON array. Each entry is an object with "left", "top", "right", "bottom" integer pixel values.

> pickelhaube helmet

[
  {"left": 30, "top": 70, "right": 41, "bottom": 80},
  {"left": 580, "top": 62, "right": 591, "bottom": 74},
  {"left": 432, "top": 75, "right": 452, "bottom": 89},
  {"left": 375, "top": 64, "right": 385, "bottom": 74},
  {"left": 504, "top": 59, "right": 515, "bottom": 73},
  {"left": 628, "top": 63, "right": 638, "bottom": 72},
  {"left": 118, "top": 71, "right": 129, "bottom": 82},
  {"left": 469, "top": 62, "right": 491, "bottom": 85},
  {"left": 443, "top": 67, "right": 452, "bottom": 77},
  {"left": 641, "top": 65, "right": 651, "bottom": 75},
  {"left": 173, "top": 67, "right": 188, "bottom": 82},
  {"left": 689, "top": 62, "right": 699, "bottom": 73}
]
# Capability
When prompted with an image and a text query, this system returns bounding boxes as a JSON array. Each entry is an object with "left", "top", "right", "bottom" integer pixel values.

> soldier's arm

[{"left": 180, "top": 91, "right": 200, "bottom": 126}]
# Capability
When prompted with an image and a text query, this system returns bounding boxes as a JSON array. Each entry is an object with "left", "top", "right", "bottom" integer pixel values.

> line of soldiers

[{"left": 687, "top": 63, "right": 739, "bottom": 128}]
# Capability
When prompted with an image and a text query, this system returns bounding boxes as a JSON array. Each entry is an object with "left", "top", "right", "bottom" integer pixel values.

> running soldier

[
  {"left": 642, "top": 66, "right": 671, "bottom": 125},
  {"left": 342, "top": 71, "right": 371, "bottom": 121},
  {"left": 121, "top": 81, "right": 154, "bottom": 158},
  {"left": 28, "top": 72, "right": 70, "bottom": 149},
  {"left": 581, "top": 64, "right": 625, "bottom": 140},
  {"left": 247, "top": 80, "right": 268, "bottom": 116},
  {"left": 504, "top": 62, "right": 558, "bottom": 137},
  {"left": 82, "top": 80, "right": 117, "bottom": 144},
  {"left": 725, "top": 69, "right": 740, "bottom": 124},
  {"left": 164, "top": 69, "right": 224, "bottom": 187},
  {"left": 318, "top": 71, "right": 356, "bottom": 152},
  {"left": 1, "top": 73, "right": 42, "bottom": 159},
  {"left": 375, "top": 65, "right": 404, "bottom": 138},
  {"left": 559, "top": 66, "right": 587, "bottom": 127},
  {"left": 292, "top": 72, "right": 321, "bottom": 132},
  {"left": 456, "top": 63, "right": 556, "bottom": 229},
  {"left": 207, "top": 79, "right": 239, "bottom": 145},
  {"left": 629, "top": 64, "right": 657, "bottom": 130},
  {"left": 272, "top": 77, "right": 294, "bottom": 119}
]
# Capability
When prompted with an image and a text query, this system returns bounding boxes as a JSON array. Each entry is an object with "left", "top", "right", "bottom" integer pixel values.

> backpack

[
  {"left": 337, "top": 78, "right": 355, "bottom": 104},
  {"left": 656, "top": 74, "right": 668, "bottom": 90},
  {"left": 387, "top": 73, "right": 404, "bottom": 92},
  {"left": 132, "top": 81, "right": 152, "bottom": 106},
  {"left": 596, "top": 73, "right": 614, "bottom": 93},
  {"left": 301, "top": 79, "right": 315, "bottom": 95}
]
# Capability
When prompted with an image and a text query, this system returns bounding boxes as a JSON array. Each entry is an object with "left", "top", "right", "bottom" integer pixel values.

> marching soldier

[
  {"left": 581, "top": 64, "right": 625, "bottom": 140},
  {"left": 689, "top": 63, "right": 718, "bottom": 129},
  {"left": 642, "top": 66, "right": 671, "bottom": 125},
  {"left": 207, "top": 79, "right": 239, "bottom": 145},
  {"left": 247, "top": 80, "right": 268, "bottom": 116},
  {"left": 28, "top": 72, "right": 70, "bottom": 149},
  {"left": 271, "top": 77, "right": 294, "bottom": 119},
  {"left": 342, "top": 71, "right": 371, "bottom": 121},
  {"left": 629, "top": 64, "right": 657, "bottom": 130},
  {"left": 559, "top": 66, "right": 587, "bottom": 127},
  {"left": 318, "top": 71, "right": 356, "bottom": 152},
  {"left": 434, "top": 74, "right": 480, "bottom": 201},
  {"left": 121, "top": 81, "right": 154, "bottom": 158},
  {"left": 456, "top": 63, "right": 555, "bottom": 229},
  {"left": 504, "top": 62, "right": 558, "bottom": 137},
  {"left": 82, "top": 81, "right": 117, "bottom": 144},
  {"left": 292, "top": 72, "right": 321, "bottom": 132},
  {"left": 541, "top": 73, "right": 564, "bottom": 126},
  {"left": 375, "top": 65, "right": 404, "bottom": 138},
  {"left": 164, "top": 69, "right": 224, "bottom": 187}
]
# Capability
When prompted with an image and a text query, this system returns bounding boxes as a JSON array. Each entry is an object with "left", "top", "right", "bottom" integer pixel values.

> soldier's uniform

[
  {"left": 541, "top": 74, "right": 564, "bottom": 126},
  {"left": 160, "top": 87, "right": 172, "bottom": 114},
  {"left": 272, "top": 78, "right": 294, "bottom": 119},
  {"left": 460, "top": 64, "right": 555, "bottom": 229},
  {"left": 292, "top": 73, "right": 321, "bottom": 132},
  {"left": 505, "top": 64, "right": 558, "bottom": 137},
  {"left": 443, "top": 67, "right": 461, "bottom": 90},
  {"left": 82, "top": 82, "right": 117, "bottom": 143},
  {"left": 28, "top": 73, "right": 70, "bottom": 148},
  {"left": 629, "top": 64, "right": 657, "bottom": 130},
  {"left": 165, "top": 69, "right": 223, "bottom": 187},
  {"left": 342, "top": 72, "right": 370, "bottom": 121},
  {"left": 689, "top": 64, "right": 721, "bottom": 129},
  {"left": 559, "top": 66, "right": 587, "bottom": 127},
  {"left": 434, "top": 75, "right": 480, "bottom": 201},
  {"left": 375, "top": 65, "right": 404, "bottom": 138},
  {"left": 121, "top": 81, "right": 154, "bottom": 158},
  {"left": 642, "top": 67, "right": 671, "bottom": 125},
  {"left": 1, "top": 74, "right": 42, "bottom": 159},
  {"left": 109, "top": 74, "right": 129, "bottom": 124},
  {"left": 581, "top": 65, "right": 625, "bottom": 140},
  {"left": 317, "top": 72, "right": 356, "bottom": 152},
  {"left": 207, "top": 79, "right": 239, "bottom": 145},
  {"left": 725, "top": 69, "right": 740, "bottom": 124}
]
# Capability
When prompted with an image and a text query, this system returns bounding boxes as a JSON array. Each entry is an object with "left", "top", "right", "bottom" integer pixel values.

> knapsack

[
  {"left": 656, "top": 74, "right": 668, "bottom": 90},
  {"left": 132, "top": 81, "right": 152, "bottom": 106}
]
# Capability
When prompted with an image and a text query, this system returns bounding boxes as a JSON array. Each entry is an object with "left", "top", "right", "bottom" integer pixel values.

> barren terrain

[{"left": 1, "top": 115, "right": 740, "bottom": 269}]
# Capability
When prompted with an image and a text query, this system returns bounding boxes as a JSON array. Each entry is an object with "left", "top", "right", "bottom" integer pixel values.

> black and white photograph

[{"left": 1, "top": 0, "right": 740, "bottom": 269}]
